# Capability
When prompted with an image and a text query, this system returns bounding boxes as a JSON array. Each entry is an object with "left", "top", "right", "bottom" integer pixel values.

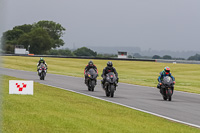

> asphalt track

[{"left": 1, "top": 67, "right": 200, "bottom": 128}]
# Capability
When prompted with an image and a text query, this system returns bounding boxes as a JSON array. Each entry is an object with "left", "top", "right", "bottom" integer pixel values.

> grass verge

[{"left": 2, "top": 75, "right": 200, "bottom": 133}]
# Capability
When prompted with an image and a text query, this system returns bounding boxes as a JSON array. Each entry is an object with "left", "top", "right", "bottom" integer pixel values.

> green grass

[
  {"left": 3, "top": 56, "right": 200, "bottom": 93},
  {"left": 2, "top": 75, "right": 200, "bottom": 133}
]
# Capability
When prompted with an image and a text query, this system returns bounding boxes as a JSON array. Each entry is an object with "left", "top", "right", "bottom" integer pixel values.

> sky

[{"left": 1, "top": 0, "right": 200, "bottom": 51}]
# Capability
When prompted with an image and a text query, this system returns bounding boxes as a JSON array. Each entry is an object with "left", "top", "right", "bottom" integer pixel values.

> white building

[
  {"left": 14, "top": 45, "right": 29, "bottom": 54},
  {"left": 118, "top": 51, "right": 127, "bottom": 58}
]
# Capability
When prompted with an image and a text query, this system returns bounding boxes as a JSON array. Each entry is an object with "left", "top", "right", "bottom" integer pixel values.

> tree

[
  {"left": 152, "top": 55, "right": 161, "bottom": 59},
  {"left": 133, "top": 53, "right": 142, "bottom": 58},
  {"left": 18, "top": 28, "right": 52, "bottom": 54},
  {"left": 128, "top": 55, "right": 133, "bottom": 58},
  {"left": 34, "top": 20, "right": 65, "bottom": 48},
  {"left": 13, "top": 24, "right": 33, "bottom": 33},
  {"left": 4, "top": 44, "right": 14, "bottom": 54},
  {"left": 17, "top": 33, "right": 31, "bottom": 50},
  {"left": 188, "top": 54, "right": 200, "bottom": 61},
  {"left": 30, "top": 28, "right": 52, "bottom": 54},
  {"left": 163, "top": 55, "right": 172, "bottom": 59},
  {"left": 1, "top": 29, "right": 24, "bottom": 46},
  {"left": 1, "top": 29, "right": 25, "bottom": 53},
  {"left": 1, "top": 20, "right": 66, "bottom": 54},
  {"left": 73, "top": 47, "right": 97, "bottom": 57}
]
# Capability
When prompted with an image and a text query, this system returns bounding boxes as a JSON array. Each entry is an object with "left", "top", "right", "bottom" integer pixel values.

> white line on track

[{"left": 40, "top": 82, "right": 200, "bottom": 129}]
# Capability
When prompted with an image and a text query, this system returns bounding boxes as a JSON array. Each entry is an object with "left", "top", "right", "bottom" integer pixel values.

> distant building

[
  {"left": 14, "top": 45, "right": 29, "bottom": 54},
  {"left": 118, "top": 51, "right": 127, "bottom": 58}
]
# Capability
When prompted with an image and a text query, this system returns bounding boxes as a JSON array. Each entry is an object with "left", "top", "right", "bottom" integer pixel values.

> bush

[
  {"left": 73, "top": 47, "right": 97, "bottom": 57},
  {"left": 47, "top": 49, "right": 73, "bottom": 56},
  {"left": 188, "top": 54, "right": 200, "bottom": 61},
  {"left": 163, "top": 55, "right": 172, "bottom": 59},
  {"left": 152, "top": 55, "right": 161, "bottom": 59}
]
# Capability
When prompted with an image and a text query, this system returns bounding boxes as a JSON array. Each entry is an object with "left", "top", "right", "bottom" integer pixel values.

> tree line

[
  {"left": 152, "top": 54, "right": 200, "bottom": 61},
  {"left": 46, "top": 47, "right": 117, "bottom": 58}
]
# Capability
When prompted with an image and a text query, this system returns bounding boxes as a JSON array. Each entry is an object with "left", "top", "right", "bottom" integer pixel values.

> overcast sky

[{"left": 1, "top": 0, "right": 200, "bottom": 51}]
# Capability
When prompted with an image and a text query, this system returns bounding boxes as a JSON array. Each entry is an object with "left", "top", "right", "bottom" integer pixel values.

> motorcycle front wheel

[
  {"left": 110, "top": 85, "right": 115, "bottom": 97},
  {"left": 91, "top": 80, "right": 95, "bottom": 91},
  {"left": 167, "top": 89, "right": 172, "bottom": 101},
  {"left": 105, "top": 85, "right": 110, "bottom": 97}
]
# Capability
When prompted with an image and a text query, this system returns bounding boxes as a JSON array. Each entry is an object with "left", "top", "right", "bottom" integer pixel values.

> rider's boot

[
  {"left": 157, "top": 83, "right": 160, "bottom": 89},
  {"left": 101, "top": 80, "right": 105, "bottom": 89}
]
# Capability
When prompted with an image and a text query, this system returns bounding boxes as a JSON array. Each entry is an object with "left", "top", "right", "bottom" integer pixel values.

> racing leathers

[
  {"left": 37, "top": 60, "right": 48, "bottom": 74},
  {"left": 157, "top": 70, "right": 175, "bottom": 90}
]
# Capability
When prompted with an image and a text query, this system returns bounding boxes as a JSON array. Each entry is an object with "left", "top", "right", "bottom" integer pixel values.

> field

[
  {"left": 3, "top": 56, "right": 200, "bottom": 93},
  {"left": 2, "top": 75, "right": 200, "bottom": 133}
]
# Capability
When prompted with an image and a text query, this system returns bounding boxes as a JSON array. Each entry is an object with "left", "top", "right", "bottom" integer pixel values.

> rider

[
  {"left": 101, "top": 61, "right": 118, "bottom": 88},
  {"left": 157, "top": 66, "right": 175, "bottom": 89},
  {"left": 37, "top": 57, "right": 48, "bottom": 73},
  {"left": 84, "top": 60, "right": 98, "bottom": 84}
]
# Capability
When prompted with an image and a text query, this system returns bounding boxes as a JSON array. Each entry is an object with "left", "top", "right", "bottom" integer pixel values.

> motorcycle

[
  {"left": 104, "top": 72, "right": 118, "bottom": 97},
  {"left": 38, "top": 63, "right": 47, "bottom": 80},
  {"left": 85, "top": 68, "right": 98, "bottom": 91},
  {"left": 160, "top": 76, "right": 174, "bottom": 101}
]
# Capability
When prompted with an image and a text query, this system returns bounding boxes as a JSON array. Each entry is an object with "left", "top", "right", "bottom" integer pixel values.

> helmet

[
  {"left": 107, "top": 61, "right": 113, "bottom": 67},
  {"left": 164, "top": 66, "right": 170, "bottom": 74},
  {"left": 40, "top": 57, "right": 44, "bottom": 61},
  {"left": 88, "top": 60, "right": 93, "bottom": 66}
]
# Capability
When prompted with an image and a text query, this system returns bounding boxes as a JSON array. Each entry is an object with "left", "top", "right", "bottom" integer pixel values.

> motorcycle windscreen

[
  {"left": 88, "top": 68, "right": 97, "bottom": 79},
  {"left": 162, "top": 76, "right": 173, "bottom": 86}
]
